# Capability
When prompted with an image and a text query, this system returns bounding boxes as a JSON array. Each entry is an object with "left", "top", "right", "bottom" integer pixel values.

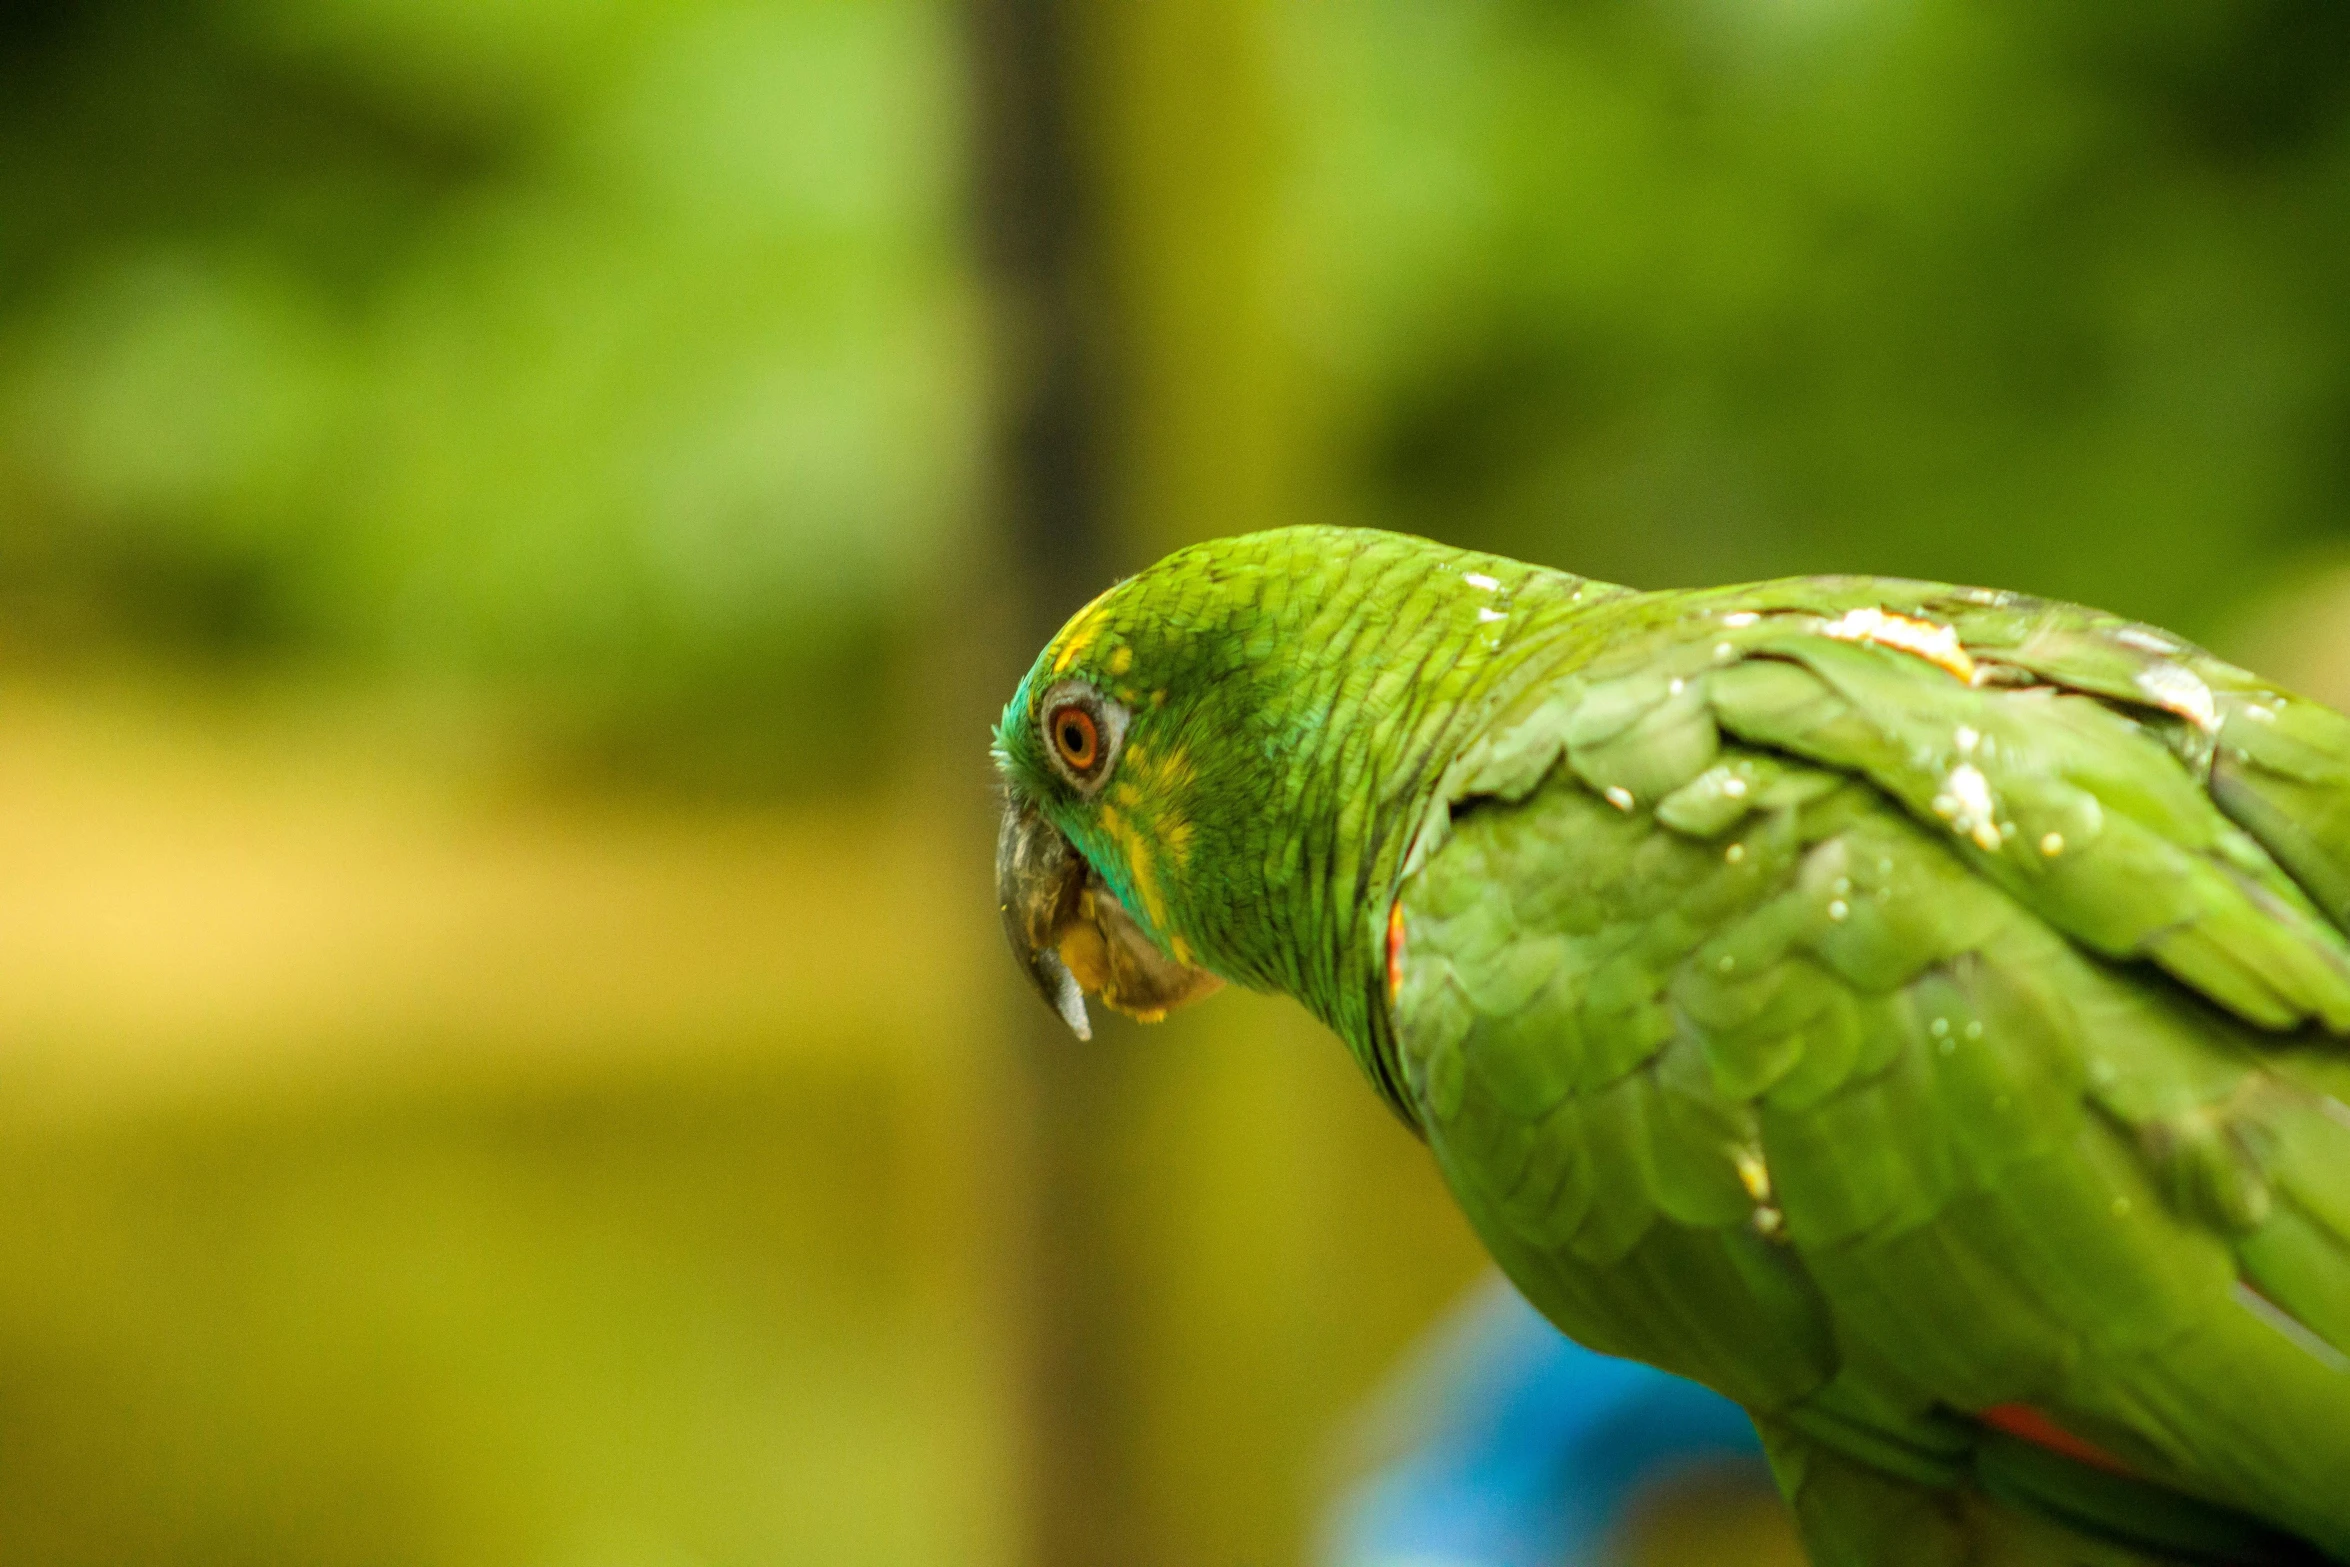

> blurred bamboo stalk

[
  {"left": 967, "top": 3, "right": 1337, "bottom": 1564},
  {"left": 965, "top": 1, "right": 1139, "bottom": 1563}
]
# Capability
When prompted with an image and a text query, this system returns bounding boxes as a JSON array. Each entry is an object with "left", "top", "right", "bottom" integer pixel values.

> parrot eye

[
  {"left": 1052, "top": 707, "right": 1099, "bottom": 772},
  {"left": 1037, "top": 681, "right": 1125, "bottom": 792}
]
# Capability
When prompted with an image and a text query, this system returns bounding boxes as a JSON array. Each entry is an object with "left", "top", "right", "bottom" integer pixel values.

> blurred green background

[{"left": 4, "top": 2, "right": 2350, "bottom": 1563}]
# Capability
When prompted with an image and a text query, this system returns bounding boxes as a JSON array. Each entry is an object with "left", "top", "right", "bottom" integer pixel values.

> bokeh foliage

[
  {"left": 0, "top": 0, "right": 979, "bottom": 790},
  {"left": 1290, "top": 0, "right": 2350, "bottom": 626}
]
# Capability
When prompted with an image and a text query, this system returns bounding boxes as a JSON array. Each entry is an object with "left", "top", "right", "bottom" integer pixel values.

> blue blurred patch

[{"left": 1323, "top": 1279, "right": 1766, "bottom": 1567}]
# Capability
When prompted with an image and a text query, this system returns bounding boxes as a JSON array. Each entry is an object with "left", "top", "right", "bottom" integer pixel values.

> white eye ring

[{"left": 1038, "top": 680, "right": 1127, "bottom": 794}]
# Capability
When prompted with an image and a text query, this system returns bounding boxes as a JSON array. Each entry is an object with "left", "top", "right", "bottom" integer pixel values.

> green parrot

[{"left": 993, "top": 526, "right": 2350, "bottom": 1566}]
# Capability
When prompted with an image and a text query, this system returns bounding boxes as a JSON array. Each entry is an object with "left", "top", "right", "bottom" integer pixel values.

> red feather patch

[
  {"left": 1980, "top": 1403, "right": 2137, "bottom": 1477},
  {"left": 1386, "top": 902, "right": 1406, "bottom": 1002}
]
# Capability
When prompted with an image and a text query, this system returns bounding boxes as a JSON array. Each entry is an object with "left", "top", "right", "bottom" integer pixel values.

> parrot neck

[{"left": 1182, "top": 549, "right": 1633, "bottom": 1124}]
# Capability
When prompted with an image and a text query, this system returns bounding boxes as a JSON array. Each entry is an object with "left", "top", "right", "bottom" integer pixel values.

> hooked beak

[
  {"left": 996, "top": 793, "right": 1222, "bottom": 1039},
  {"left": 997, "top": 794, "right": 1094, "bottom": 1038}
]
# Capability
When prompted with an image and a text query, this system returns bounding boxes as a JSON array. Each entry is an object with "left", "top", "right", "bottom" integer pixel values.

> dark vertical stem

[
  {"left": 968, "top": 0, "right": 1111, "bottom": 625},
  {"left": 964, "top": 3, "right": 1137, "bottom": 1565}
]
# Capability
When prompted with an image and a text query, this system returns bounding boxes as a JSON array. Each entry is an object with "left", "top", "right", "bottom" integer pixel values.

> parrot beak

[
  {"left": 997, "top": 795, "right": 1096, "bottom": 1039},
  {"left": 996, "top": 794, "right": 1223, "bottom": 1040}
]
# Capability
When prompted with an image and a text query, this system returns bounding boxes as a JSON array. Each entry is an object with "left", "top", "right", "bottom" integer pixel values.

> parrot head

[
  {"left": 991, "top": 560, "right": 1238, "bottom": 1041},
  {"left": 992, "top": 526, "right": 1554, "bottom": 1042}
]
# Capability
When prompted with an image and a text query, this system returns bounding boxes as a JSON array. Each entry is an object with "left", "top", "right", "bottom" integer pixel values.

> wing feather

[{"left": 1396, "top": 582, "right": 2350, "bottom": 1560}]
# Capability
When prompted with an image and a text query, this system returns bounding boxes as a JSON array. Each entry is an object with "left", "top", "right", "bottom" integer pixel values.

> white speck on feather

[
  {"left": 1819, "top": 606, "right": 1975, "bottom": 680},
  {"left": 1827, "top": 899, "right": 1849, "bottom": 922},
  {"left": 1604, "top": 785, "right": 1635, "bottom": 811},
  {"left": 1668, "top": 677, "right": 1686, "bottom": 695},
  {"left": 1944, "top": 763, "right": 2001, "bottom": 851},
  {"left": 1714, "top": 642, "right": 1735, "bottom": 660},
  {"left": 2116, "top": 626, "right": 2179, "bottom": 654},
  {"left": 1464, "top": 572, "right": 1500, "bottom": 591},
  {"left": 2136, "top": 663, "right": 2219, "bottom": 732},
  {"left": 1477, "top": 606, "right": 1507, "bottom": 623},
  {"left": 1722, "top": 775, "right": 1748, "bottom": 799},
  {"left": 1723, "top": 612, "right": 1760, "bottom": 627},
  {"left": 2040, "top": 832, "right": 2065, "bottom": 857},
  {"left": 1954, "top": 725, "right": 1980, "bottom": 754},
  {"left": 1734, "top": 1147, "right": 1772, "bottom": 1203}
]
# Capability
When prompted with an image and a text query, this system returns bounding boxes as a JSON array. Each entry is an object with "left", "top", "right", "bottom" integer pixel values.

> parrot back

[{"left": 1384, "top": 579, "right": 2350, "bottom": 1564}]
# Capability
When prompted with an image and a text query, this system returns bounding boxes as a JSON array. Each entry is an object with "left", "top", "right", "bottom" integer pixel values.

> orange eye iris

[{"left": 1050, "top": 705, "right": 1100, "bottom": 772}]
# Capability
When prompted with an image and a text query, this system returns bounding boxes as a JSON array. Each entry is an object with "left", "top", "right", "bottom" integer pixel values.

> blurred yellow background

[{"left": 4, "top": 2, "right": 2350, "bottom": 1563}]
